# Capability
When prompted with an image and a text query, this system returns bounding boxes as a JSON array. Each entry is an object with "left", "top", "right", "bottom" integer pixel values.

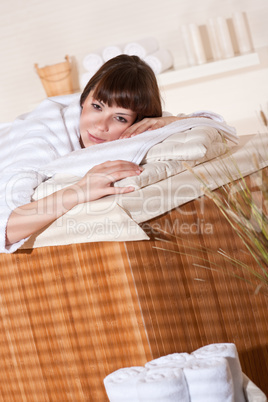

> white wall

[{"left": 0, "top": 0, "right": 268, "bottom": 135}]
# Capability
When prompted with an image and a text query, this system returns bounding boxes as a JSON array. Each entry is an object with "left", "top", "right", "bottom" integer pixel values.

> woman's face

[{"left": 79, "top": 92, "right": 137, "bottom": 148}]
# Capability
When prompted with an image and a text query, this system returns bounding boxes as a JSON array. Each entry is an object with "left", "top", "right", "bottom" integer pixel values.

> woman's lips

[{"left": 87, "top": 132, "right": 106, "bottom": 144}]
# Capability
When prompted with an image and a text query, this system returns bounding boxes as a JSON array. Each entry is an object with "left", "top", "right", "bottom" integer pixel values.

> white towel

[
  {"left": 145, "top": 352, "right": 193, "bottom": 369},
  {"left": 39, "top": 114, "right": 238, "bottom": 178},
  {"left": 102, "top": 44, "right": 124, "bottom": 62},
  {"left": 183, "top": 357, "right": 234, "bottom": 402},
  {"left": 103, "top": 366, "right": 145, "bottom": 401},
  {"left": 80, "top": 71, "right": 98, "bottom": 90},
  {"left": 137, "top": 367, "right": 190, "bottom": 402},
  {"left": 124, "top": 37, "right": 159, "bottom": 59},
  {"left": 144, "top": 48, "right": 173, "bottom": 75},
  {"left": 82, "top": 50, "right": 104, "bottom": 71},
  {"left": 192, "top": 343, "right": 245, "bottom": 402}
]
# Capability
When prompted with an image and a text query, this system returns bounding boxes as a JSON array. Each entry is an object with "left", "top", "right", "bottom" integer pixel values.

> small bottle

[
  {"left": 181, "top": 24, "right": 197, "bottom": 66},
  {"left": 232, "top": 11, "right": 252, "bottom": 54},
  {"left": 216, "top": 17, "right": 235, "bottom": 58},
  {"left": 189, "top": 23, "right": 207, "bottom": 65},
  {"left": 207, "top": 18, "right": 222, "bottom": 61}
]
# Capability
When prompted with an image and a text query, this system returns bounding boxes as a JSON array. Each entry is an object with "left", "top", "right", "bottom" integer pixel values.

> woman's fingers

[
  {"left": 89, "top": 160, "right": 143, "bottom": 175},
  {"left": 104, "top": 167, "right": 142, "bottom": 183},
  {"left": 106, "top": 185, "right": 135, "bottom": 195},
  {"left": 120, "top": 119, "right": 157, "bottom": 138},
  {"left": 120, "top": 116, "right": 180, "bottom": 139},
  {"left": 77, "top": 160, "right": 143, "bottom": 202}
]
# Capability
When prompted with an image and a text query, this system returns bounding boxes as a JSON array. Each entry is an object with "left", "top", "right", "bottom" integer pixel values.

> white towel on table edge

[
  {"left": 137, "top": 366, "right": 190, "bottom": 402},
  {"left": 183, "top": 357, "right": 234, "bottom": 402},
  {"left": 104, "top": 366, "right": 145, "bottom": 401},
  {"left": 192, "top": 343, "right": 245, "bottom": 402},
  {"left": 145, "top": 352, "right": 193, "bottom": 369}
]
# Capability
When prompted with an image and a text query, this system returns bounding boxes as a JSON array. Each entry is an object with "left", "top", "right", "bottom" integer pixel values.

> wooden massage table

[{"left": 0, "top": 165, "right": 267, "bottom": 401}]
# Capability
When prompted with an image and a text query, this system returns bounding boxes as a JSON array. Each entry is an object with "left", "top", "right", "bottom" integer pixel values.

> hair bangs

[
  {"left": 92, "top": 69, "right": 159, "bottom": 121},
  {"left": 80, "top": 55, "right": 162, "bottom": 120}
]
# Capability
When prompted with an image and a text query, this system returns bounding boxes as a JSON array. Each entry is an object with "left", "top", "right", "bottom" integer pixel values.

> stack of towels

[
  {"left": 103, "top": 343, "right": 246, "bottom": 402},
  {"left": 80, "top": 37, "right": 173, "bottom": 89}
]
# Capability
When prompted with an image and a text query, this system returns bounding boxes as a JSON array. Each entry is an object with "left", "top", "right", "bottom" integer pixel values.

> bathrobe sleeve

[
  {"left": 0, "top": 129, "right": 70, "bottom": 253},
  {"left": 0, "top": 94, "right": 82, "bottom": 254}
]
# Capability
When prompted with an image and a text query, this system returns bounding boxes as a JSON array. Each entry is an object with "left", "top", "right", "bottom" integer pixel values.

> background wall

[{"left": 0, "top": 0, "right": 267, "bottom": 134}]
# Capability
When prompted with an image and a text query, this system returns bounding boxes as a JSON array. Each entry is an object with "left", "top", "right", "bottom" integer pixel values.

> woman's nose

[{"left": 95, "top": 117, "right": 109, "bottom": 132}]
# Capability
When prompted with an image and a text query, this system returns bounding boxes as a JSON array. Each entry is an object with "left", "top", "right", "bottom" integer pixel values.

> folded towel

[
  {"left": 145, "top": 352, "right": 193, "bottom": 369},
  {"left": 103, "top": 366, "right": 145, "bottom": 401},
  {"left": 102, "top": 44, "right": 124, "bottom": 62},
  {"left": 137, "top": 367, "right": 190, "bottom": 402},
  {"left": 144, "top": 48, "right": 173, "bottom": 75},
  {"left": 82, "top": 50, "right": 104, "bottom": 71},
  {"left": 183, "top": 357, "right": 234, "bottom": 402},
  {"left": 39, "top": 114, "right": 238, "bottom": 178},
  {"left": 124, "top": 37, "right": 159, "bottom": 58},
  {"left": 192, "top": 343, "right": 245, "bottom": 402}
]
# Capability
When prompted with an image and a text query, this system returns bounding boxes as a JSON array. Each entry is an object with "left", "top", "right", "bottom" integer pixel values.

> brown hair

[{"left": 80, "top": 55, "right": 162, "bottom": 121}]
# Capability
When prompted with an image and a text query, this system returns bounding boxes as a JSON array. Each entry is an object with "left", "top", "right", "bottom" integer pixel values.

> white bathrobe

[
  {"left": 0, "top": 93, "right": 82, "bottom": 253},
  {"left": 0, "top": 93, "right": 237, "bottom": 254}
]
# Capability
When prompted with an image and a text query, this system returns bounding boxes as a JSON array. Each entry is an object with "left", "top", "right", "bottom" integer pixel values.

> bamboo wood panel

[
  {"left": 0, "top": 169, "right": 267, "bottom": 400},
  {"left": 0, "top": 243, "right": 152, "bottom": 401}
]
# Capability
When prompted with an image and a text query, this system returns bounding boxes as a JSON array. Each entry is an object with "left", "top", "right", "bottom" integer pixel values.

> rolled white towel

[
  {"left": 102, "top": 44, "right": 124, "bottom": 62},
  {"left": 82, "top": 50, "right": 104, "bottom": 71},
  {"left": 124, "top": 37, "right": 159, "bottom": 58},
  {"left": 79, "top": 70, "right": 99, "bottom": 90},
  {"left": 192, "top": 343, "right": 245, "bottom": 402},
  {"left": 144, "top": 48, "right": 173, "bottom": 75},
  {"left": 137, "top": 366, "right": 190, "bottom": 402},
  {"left": 145, "top": 352, "right": 193, "bottom": 369},
  {"left": 103, "top": 366, "right": 145, "bottom": 402},
  {"left": 183, "top": 357, "right": 234, "bottom": 402}
]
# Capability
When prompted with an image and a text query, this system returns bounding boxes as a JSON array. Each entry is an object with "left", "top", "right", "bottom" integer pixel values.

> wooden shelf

[{"left": 157, "top": 52, "right": 260, "bottom": 87}]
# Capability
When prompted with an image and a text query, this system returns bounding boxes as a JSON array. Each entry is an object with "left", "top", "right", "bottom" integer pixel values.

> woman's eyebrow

[{"left": 115, "top": 112, "right": 133, "bottom": 116}]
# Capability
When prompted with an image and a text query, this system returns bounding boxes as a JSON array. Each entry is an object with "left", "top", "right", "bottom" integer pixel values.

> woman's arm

[
  {"left": 119, "top": 114, "right": 211, "bottom": 139},
  {"left": 119, "top": 116, "right": 181, "bottom": 138},
  {"left": 6, "top": 160, "right": 142, "bottom": 246}
]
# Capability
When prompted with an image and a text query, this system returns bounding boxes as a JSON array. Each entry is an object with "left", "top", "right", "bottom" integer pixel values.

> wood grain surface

[{"left": 0, "top": 169, "right": 267, "bottom": 401}]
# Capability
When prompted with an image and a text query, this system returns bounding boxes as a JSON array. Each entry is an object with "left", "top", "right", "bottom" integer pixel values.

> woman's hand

[
  {"left": 74, "top": 160, "right": 143, "bottom": 203},
  {"left": 6, "top": 160, "right": 142, "bottom": 246},
  {"left": 119, "top": 116, "right": 183, "bottom": 139}
]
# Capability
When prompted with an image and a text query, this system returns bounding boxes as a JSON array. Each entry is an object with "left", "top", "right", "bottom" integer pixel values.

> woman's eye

[
  {"left": 116, "top": 116, "right": 127, "bottom": 123},
  {"left": 92, "top": 103, "right": 101, "bottom": 111}
]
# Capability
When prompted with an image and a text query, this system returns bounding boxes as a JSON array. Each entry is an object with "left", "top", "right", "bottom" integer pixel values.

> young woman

[{"left": 2, "top": 55, "right": 179, "bottom": 253}]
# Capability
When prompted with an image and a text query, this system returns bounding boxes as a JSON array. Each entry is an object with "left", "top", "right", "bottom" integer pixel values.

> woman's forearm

[
  {"left": 6, "top": 160, "right": 142, "bottom": 247},
  {"left": 6, "top": 186, "right": 79, "bottom": 245}
]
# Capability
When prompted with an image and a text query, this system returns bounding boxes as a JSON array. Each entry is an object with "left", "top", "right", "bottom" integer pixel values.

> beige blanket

[{"left": 21, "top": 133, "right": 267, "bottom": 250}]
